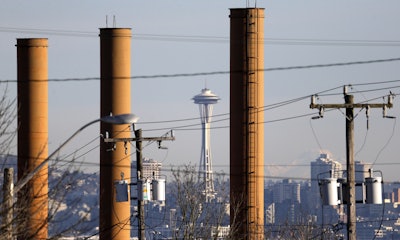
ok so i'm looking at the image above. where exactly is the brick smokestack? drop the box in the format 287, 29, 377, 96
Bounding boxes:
99, 28, 132, 240
17, 38, 49, 239
230, 8, 265, 239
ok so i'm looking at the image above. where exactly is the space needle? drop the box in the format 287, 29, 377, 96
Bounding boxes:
192, 88, 220, 202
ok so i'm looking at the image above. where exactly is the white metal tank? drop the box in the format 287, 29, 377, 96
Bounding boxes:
138, 179, 152, 201
365, 176, 382, 204
152, 178, 166, 201
320, 178, 339, 206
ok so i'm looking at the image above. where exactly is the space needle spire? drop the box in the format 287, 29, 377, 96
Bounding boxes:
192, 87, 220, 202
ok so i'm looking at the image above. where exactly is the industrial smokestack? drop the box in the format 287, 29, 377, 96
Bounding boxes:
230, 8, 265, 239
17, 38, 49, 240
99, 28, 132, 240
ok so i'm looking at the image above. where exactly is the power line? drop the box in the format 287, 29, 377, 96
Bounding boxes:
138, 82, 400, 128
48, 156, 400, 169
5, 84, 398, 175
2, 57, 400, 83
0, 88, 396, 170
2, 27, 400, 47
146, 92, 399, 131
32, 85, 397, 138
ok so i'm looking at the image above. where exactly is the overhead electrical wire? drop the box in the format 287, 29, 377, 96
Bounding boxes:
2, 26, 400, 47
53, 97, 396, 167
130, 213, 398, 238
44, 86, 400, 169
351, 84, 371, 158
46, 148, 400, 185
145, 93, 398, 132
309, 118, 324, 152
2, 57, 400, 84
137, 82, 399, 129
50, 153, 400, 173
31, 83, 399, 178
372, 118, 397, 167
141, 83, 399, 128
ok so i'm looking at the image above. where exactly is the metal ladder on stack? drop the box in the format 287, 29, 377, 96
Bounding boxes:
245, 11, 260, 237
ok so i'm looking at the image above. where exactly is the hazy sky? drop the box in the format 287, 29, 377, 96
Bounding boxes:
1, 1, 400, 181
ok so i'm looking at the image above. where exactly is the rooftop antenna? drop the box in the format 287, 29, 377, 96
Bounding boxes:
106, 15, 108, 28
113, 15, 116, 28
246, 0, 257, 8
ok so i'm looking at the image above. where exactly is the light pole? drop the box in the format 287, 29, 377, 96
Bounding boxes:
13, 113, 139, 195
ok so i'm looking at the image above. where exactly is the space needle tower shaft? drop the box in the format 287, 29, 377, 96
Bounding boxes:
193, 88, 220, 202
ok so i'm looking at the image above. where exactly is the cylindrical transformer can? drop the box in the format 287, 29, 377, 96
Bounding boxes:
152, 179, 166, 201
138, 179, 152, 201
365, 177, 382, 204
320, 178, 339, 206
114, 180, 129, 202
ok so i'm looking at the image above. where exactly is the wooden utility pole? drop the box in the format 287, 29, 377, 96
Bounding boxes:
345, 94, 356, 239
135, 129, 145, 240
2, 168, 13, 240
310, 86, 393, 240
104, 130, 175, 240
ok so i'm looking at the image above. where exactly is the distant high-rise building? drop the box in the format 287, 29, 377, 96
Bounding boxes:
132, 158, 162, 180
310, 153, 342, 189
311, 153, 342, 180
170, 208, 177, 238
272, 179, 301, 204
142, 158, 162, 180
355, 160, 372, 182
355, 160, 372, 201
265, 203, 275, 224
192, 88, 220, 202
393, 188, 400, 203
310, 153, 342, 216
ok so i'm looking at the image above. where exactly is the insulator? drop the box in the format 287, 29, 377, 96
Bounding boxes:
383, 105, 387, 118
319, 107, 324, 118
388, 94, 393, 105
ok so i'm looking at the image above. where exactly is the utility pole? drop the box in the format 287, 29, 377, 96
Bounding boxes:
135, 129, 145, 240
104, 129, 175, 240
310, 86, 394, 240
2, 168, 13, 240
345, 94, 356, 240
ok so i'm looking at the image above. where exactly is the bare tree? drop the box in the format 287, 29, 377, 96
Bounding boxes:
47, 167, 98, 239
1, 160, 98, 239
263, 208, 338, 240
0, 87, 18, 239
0, 87, 16, 157
170, 165, 239, 240
0, 86, 98, 239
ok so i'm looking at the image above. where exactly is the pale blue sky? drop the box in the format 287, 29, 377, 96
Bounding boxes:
1, 1, 400, 181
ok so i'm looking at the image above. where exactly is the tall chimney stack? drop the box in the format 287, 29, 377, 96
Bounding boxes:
17, 38, 49, 239
230, 8, 265, 239
99, 28, 132, 240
